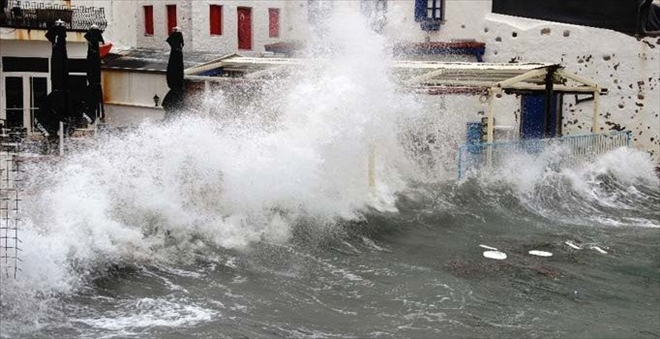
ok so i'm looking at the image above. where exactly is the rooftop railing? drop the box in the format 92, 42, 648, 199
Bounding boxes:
0, 0, 107, 32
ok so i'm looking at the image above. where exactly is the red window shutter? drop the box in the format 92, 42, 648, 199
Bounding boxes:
144, 6, 154, 35
167, 5, 177, 34
269, 8, 280, 38
210, 5, 222, 35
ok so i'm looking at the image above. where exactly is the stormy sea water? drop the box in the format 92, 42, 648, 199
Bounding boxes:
2, 14, 660, 339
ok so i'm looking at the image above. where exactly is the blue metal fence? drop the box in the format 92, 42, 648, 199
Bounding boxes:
457, 131, 632, 179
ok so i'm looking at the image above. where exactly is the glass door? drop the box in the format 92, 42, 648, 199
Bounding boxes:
2, 75, 49, 133
29, 77, 48, 132
4, 77, 24, 129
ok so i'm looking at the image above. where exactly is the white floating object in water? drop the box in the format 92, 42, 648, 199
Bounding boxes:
479, 244, 498, 250
590, 246, 608, 254
483, 251, 507, 260
528, 250, 553, 257
565, 241, 582, 250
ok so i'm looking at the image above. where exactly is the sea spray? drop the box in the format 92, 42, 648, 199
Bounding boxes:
1, 13, 439, 331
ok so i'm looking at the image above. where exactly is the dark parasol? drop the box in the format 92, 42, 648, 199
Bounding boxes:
84, 24, 105, 123
36, 20, 70, 137
161, 28, 185, 119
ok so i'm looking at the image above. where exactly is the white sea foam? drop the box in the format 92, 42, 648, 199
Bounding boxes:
74, 298, 216, 331
2, 13, 444, 331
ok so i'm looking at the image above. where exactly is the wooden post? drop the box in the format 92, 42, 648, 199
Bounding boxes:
486, 88, 496, 170
487, 88, 495, 143
591, 88, 600, 133
368, 143, 376, 194
59, 121, 64, 156
543, 66, 558, 137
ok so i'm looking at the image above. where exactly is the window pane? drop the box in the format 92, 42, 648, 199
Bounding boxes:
29, 77, 46, 130
30, 77, 47, 109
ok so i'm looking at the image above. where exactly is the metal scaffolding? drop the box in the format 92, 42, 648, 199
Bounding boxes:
0, 128, 23, 279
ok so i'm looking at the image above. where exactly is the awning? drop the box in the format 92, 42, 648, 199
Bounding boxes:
184, 55, 604, 94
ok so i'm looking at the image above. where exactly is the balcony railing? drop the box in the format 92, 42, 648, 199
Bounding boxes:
0, 0, 107, 32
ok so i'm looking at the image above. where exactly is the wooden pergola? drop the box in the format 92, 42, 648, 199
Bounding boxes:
185, 55, 606, 143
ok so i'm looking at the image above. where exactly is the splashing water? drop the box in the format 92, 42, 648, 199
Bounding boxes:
1, 13, 427, 328
2, 12, 659, 339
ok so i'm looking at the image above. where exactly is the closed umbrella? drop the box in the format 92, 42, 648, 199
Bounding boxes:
161, 28, 185, 119
84, 24, 105, 123
36, 20, 70, 136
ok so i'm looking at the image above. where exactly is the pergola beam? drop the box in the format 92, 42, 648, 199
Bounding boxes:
497, 68, 547, 88
556, 69, 599, 88
403, 69, 445, 86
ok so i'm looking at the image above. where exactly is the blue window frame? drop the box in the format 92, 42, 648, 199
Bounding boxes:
415, 0, 443, 21
415, 0, 443, 30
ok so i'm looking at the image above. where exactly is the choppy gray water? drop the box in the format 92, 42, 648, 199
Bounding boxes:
2, 148, 659, 339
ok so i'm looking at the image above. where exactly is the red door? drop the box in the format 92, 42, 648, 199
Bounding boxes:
237, 7, 252, 50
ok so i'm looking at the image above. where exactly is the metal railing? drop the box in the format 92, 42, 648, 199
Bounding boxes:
457, 131, 632, 179
0, 0, 107, 32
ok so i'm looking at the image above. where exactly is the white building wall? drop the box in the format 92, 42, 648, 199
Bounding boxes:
283, 1, 310, 42
135, 0, 193, 51
101, 70, 169, 126
479, 14, 659, 161
191, 0, 296, 55
126, 0, 305, 54
80, 0, 139, 48
102, 71, 169, 108
0, 39, 87, 58
383, 0, 490, 42
332, 0, 660, 161
104, 104, 165, 126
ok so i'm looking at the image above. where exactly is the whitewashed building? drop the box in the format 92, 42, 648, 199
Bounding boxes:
330, 0, 660, 161
93, 0, 311, 125
4, 0, 657, 162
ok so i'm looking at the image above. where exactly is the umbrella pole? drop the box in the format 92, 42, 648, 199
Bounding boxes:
59, 122, 64, 156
